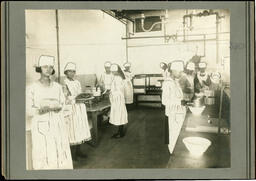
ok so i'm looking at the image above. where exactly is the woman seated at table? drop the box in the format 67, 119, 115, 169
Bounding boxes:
63, 62, 91, 161
109, 64, 128, 139
26, 55, 73, 169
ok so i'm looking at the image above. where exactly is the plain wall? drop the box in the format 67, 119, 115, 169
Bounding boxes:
25, 10, 126, 86
126, 9, 230, 82
26, 9, 230, 84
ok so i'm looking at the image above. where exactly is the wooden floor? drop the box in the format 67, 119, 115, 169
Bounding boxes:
73, 106, 230, 169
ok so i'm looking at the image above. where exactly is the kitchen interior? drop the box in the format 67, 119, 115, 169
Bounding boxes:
26, 9, 231, 168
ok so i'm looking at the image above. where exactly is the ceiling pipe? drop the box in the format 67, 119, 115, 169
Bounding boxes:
182, 10, 225, 63
55, 9, 61, 83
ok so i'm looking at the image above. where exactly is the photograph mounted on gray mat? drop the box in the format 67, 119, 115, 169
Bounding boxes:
25, 8, 231, 170
1, 1, 255, 180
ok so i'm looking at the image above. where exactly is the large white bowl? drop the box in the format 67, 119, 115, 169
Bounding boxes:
188, 105, 205, 115
183, 137, 211, 157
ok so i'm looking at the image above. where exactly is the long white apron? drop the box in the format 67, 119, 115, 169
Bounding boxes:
165, 79, 186, 154
161, 70, 169, 106
26, 81, 73, 170
63, 79, 91, 145
109, 76, 128, 126
124, 71, 134, 104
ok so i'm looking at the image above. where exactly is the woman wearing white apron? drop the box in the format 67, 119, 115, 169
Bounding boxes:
179, 62, 196, 102
109, 64, 128, 139
99, 61, 114, 94
194, 61, 211, 94
98, 61, 114, 121
123, 62, 134, 110
63, 62, 91, 161
160, 62, 169, 107
164, 60, 187, 154
26, 55, 73, 170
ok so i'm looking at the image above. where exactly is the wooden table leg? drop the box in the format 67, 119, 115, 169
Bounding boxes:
87, 112, 98, 147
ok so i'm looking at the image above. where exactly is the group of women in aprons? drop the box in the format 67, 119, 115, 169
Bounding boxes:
160, 60, 212, 154
26, 55, 134, 170
98, 61, 134, 138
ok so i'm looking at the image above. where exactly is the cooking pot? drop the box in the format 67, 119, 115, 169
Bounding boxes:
205, 97, 215, 105
192, 93, 205, 107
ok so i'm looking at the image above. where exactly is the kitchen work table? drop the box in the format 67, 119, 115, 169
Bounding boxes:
167, 106, 230, 168
87, 98, 111, 146
77, 97, 111, 147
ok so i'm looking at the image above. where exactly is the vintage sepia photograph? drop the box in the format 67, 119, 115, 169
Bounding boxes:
25, 9, 231, 170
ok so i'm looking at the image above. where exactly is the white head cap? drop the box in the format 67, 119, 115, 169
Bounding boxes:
160, 62, 167, 68
170, 61, 184, 71
64, 62, 76, 71
38, 55, 55, 67
104, 61, 111, 67
123, 62, 131, 67
199, 62, 207, 68
186, 62, 195, 70
210, 72, 221, 83
110, 64, 118, 72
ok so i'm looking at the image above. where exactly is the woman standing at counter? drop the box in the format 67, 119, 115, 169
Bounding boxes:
160, 62, 169, 107
63, 62, 91, 161
109, 64, 128, 139
26, 55, 73, 169
194, 61, 211, 93
179, 62, 196, 102
164, 60, 186, 154
123, 62, 134, 110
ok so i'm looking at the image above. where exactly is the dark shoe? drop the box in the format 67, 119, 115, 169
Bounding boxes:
111, 133, 120, 139
112, 134, 123, 139
120, 132, 125, 138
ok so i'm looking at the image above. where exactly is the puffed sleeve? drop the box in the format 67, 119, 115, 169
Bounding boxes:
26, 85, 38, 118
58, 84, 66, 106
77, 80, 82, 94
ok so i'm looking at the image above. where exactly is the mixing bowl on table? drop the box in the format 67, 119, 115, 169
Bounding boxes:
183, 136, 211, 157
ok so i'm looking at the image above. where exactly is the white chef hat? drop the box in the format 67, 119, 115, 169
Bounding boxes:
186, 62, 195, 70
38, 55, 55, 67
123, 62, 131, 67
199, 62, 207, 68
64, 62, 76, 71
110, 64, 118, 72
170, 60, 184, 71
104, 61, 112, 67
160, 62, 167, 68
210, 72, 221, 83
